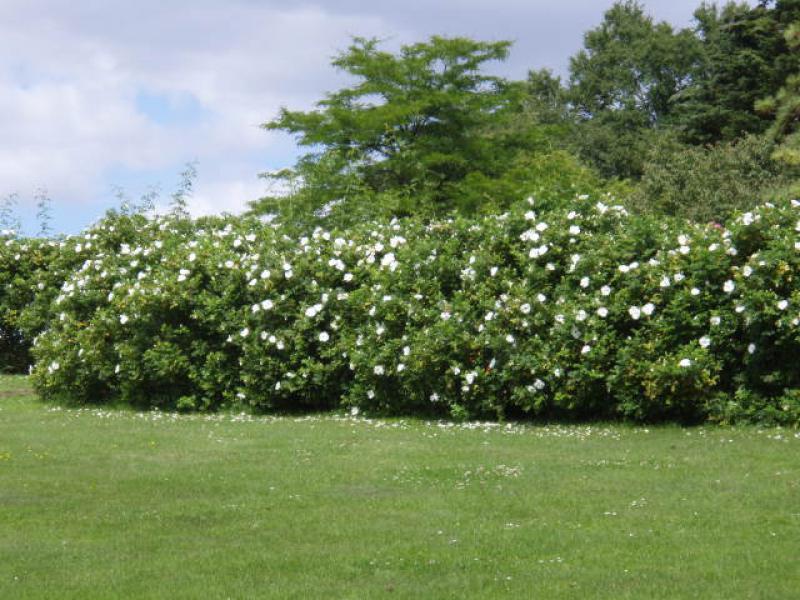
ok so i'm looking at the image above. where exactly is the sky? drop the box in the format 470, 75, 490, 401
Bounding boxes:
1, 0, 735, 234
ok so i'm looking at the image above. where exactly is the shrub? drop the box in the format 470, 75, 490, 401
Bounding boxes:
17, 193, 800, 426
633, 133, 795, 223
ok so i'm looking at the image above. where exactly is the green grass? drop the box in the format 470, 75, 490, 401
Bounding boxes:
1, 375, 798, 599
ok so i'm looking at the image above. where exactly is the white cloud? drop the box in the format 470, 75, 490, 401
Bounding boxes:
0, 0, 741, 231
153, 176, 268, 218
0, 0, 393, 230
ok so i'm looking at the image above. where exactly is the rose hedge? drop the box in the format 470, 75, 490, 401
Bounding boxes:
4, 194, 800, 424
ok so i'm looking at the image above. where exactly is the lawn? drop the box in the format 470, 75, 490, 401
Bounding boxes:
1, 375, 798, 599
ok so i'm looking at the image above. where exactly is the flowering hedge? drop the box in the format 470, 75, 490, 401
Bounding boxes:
6, 195, 800, 424
0, 235, 51, 372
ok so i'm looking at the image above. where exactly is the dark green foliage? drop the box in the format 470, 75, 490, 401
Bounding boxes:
569, 1, 700, 123
0, 236, 59, 373
567, 1, 701, 178
757, 20, 800, 166
674, 0, 800, 145
633, 133, 795, 222
15, 194, 800, 426
561, 0, 800, 184
254, 36, 579, 226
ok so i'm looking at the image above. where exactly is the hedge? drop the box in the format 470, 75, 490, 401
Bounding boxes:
2, 194, 799, 424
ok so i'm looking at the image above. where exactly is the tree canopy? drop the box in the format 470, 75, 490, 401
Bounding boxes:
254, 36, 554, 222
250, 1, 800, 227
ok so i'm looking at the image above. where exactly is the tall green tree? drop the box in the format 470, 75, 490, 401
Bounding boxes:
674, 0, 800, 145
757, 21, 800, 165
253, 36, 552, 222
567, 1, 701, 178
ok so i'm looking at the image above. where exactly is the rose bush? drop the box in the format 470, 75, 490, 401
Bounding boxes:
8, 194, 800, 425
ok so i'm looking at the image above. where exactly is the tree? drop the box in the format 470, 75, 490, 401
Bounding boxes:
566, 1, 701, 178
523, 68, 572, 126
757, 21, 800, 165
674, 0, 800, 145
569, 1, 700, 123
253, 36, 548, 222
633, 133, 790, 222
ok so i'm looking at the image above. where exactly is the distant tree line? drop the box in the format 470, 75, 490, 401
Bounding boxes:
252, 0, 800, 229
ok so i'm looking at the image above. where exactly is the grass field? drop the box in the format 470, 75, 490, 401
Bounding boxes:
1, 375, 799, 599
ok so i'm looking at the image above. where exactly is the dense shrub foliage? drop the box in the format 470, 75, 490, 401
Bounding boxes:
633, 134, 797, 223
3, 194, 800, 425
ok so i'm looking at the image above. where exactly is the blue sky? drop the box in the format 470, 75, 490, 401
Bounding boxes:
1, 0, 741, 234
